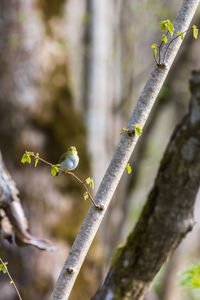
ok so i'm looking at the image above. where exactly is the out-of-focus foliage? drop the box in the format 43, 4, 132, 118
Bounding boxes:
0, 0, 200, 299
180, 264, 200, 289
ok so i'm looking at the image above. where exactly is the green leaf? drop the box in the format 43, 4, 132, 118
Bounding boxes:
0, 262, 7, 274
193, 25, 198, 39
159, 21, 167, 31
51, 166, 59, 176
151, 44, 157, 57
83, 192, 88, 201
86, 177, 94, 189
34, 153, 39, 167
21, 153, 28, 163
35, 159, 39, 167
25, 151, 34, 163
125, 163, 132, 174
166, 19, 174, 37
86, 177, 90, 184
161, 34, 168, 44
26, 155, 31, 163
134, 124, 142, 136
21, 152, 32, 163
177, 31, 184, 40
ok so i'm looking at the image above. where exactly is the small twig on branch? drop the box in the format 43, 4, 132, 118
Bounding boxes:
21, 152, 103, 210
0, 257, 22, 300
162, 28, 193, 64
65, 171, 104, 210
158, 30, 169, 64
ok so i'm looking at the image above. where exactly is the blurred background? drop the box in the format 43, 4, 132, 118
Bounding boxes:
0, 0, 200, 299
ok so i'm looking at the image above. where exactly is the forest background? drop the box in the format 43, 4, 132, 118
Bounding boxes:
0, 0, 200, 300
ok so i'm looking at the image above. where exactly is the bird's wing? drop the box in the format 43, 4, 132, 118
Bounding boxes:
58, 153, 66, 164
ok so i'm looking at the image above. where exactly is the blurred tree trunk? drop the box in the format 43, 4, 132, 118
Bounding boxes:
0, 1, 45, 299
159, 192, 200, 300
0, 0, 42, 158
84, 0, 115, 189
92, 70, 200, 300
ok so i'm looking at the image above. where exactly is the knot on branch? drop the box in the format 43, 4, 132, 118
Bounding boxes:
67, 267, 75, 274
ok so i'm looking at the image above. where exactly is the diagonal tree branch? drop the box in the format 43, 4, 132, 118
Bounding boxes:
91, 69, 200, 299
50, 1, 200, 299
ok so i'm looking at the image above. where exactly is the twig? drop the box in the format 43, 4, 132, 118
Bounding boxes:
0, 257, 22, 300
162, 28, 193, 64
158, 30, 169, 64
29, 154, 103, 210
35, 156, 53, 167
65, 171, 104, 210
153, 53, 158, 65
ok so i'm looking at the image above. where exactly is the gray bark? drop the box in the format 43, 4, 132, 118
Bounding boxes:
50, 1, 200, 299
91, 70, 200, 299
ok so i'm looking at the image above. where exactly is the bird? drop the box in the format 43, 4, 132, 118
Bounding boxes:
58, 146, 79, 173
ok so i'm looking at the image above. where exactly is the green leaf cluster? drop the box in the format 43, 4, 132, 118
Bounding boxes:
159, 19, 174, 37
51, 165, 59, 176
21, 151, 41, 168
134, 124, 142, 136
21, 151, 34, 164
152, 19, 198, 65
0, 262, 8, 274
125, 163, 132, 174
86, 177, 94, 189
180, 263, 200, 289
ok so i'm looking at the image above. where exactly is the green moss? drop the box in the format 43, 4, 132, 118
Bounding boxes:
32, 62, 90, 179
111, 242, 126, 267
37, 0, 66, 21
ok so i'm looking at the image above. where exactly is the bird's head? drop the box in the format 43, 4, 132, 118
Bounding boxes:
67, 146, 78, 156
